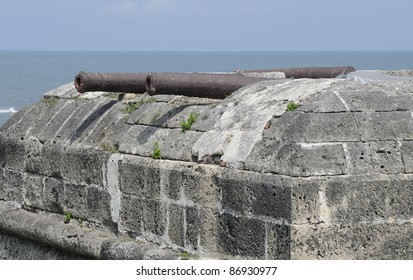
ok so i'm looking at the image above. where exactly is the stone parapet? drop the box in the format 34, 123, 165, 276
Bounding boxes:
1, 72, 413, 259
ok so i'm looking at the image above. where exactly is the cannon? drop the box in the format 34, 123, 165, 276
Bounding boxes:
75, 71, 271, 99
74, 66, 356, 99
237, 66, 356, 79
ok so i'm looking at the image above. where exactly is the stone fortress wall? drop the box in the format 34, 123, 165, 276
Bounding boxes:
0, 70, 412, 259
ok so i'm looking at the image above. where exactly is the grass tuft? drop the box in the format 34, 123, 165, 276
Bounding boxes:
286, 101, 299, 112
152, 142, 161, 160
181, 113, 198, 132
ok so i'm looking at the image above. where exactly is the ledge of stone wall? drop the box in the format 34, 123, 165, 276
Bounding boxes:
0, 201, 180, 260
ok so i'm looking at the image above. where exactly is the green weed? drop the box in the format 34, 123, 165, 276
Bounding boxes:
44, 97, 59, 107
152, 142, 161, 160
181, 113, 198, 132
124, 102, 140, 114
180, 251, 199, 260
124, 97, 156, 114
64, 211, 73, 224
101, 142, 119, 153
286, 101, 299, 112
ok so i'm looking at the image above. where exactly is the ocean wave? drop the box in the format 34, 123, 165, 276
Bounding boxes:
0, 107, 17, 114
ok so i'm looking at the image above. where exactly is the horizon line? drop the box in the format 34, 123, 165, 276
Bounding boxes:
1, 49, 413, 53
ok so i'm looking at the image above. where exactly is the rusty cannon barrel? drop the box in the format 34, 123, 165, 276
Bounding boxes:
145, 72, 271, 99
74, 71, 272, 98
238, 66, 356, 79
74, 71, 148, 93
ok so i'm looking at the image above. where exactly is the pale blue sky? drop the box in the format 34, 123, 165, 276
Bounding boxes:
0, 0, 412, 51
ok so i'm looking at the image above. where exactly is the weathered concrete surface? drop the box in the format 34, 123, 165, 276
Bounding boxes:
1, 71, 413, 259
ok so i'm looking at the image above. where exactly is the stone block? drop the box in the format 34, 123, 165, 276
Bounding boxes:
162, 168, 184, 201
254, 177, 291, 220
44, 177, 65, 213
61, 145, 108, 185
199, 208, 219, 252
0, 104, 34, 133
218, 169, 261, 216
282, 142, 346, 177
119, 160, 145, 195
4, 102, 51, 139
29, 99, 71, 142
302, 113, 360, 142
386, 176, 413, 220
218, 213, 266, 258
86, 185, 112, 225
23, 173, 46, 209
119, 125, 202, 162
324, 176, 388, 223
68, 100, 119, 144
346, 141, 404, 174
218, 170, 291, 220
291, 178, 321, 224
119, 194, 143, 234
0, 134, 26, 171
244, 138, 282, 173
265, 112, 360, 142
390, 95, 413, 111
127, 102, 218, 132
63, 182, 88, 219
182, 164, 220, 208
297, 91, 349, 113
168, 203, 185, 247
24, 137, 43, 174
119, 156, 161, 199
121, 193, 166, 237
354, 112, 413, 141
142, 199, 166, 237
340, 91, 395, 112
291, 223, 413, 259
53, 99, 108, 141
246, 140, 347, 176
266, 223, 290, 260
77, 101, 127, 146
38, 142, 64, 178
401, 141, 413, 173
0, 169, 24, 203
263, 112, 308, 142
186, 206, 200, 250
141, 160, 161, 199
189, 105, 225, 132
38, 100, 80, 141
102, 121, 131, 151
125, 101, 166, 126
261, 174, 292, 222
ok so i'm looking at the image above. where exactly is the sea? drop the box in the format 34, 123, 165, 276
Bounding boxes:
1, 50, 413, 126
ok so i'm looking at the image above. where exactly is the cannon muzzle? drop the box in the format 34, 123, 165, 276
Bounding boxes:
74, 71, 147, 94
